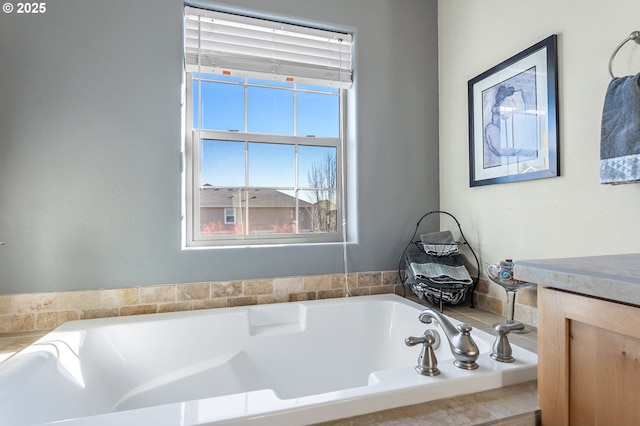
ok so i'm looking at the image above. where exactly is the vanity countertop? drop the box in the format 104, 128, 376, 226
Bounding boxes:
514, 253, 640, 306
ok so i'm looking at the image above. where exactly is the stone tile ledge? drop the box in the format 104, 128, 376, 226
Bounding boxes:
317, 380, 540, 425
0, 271, 401, 334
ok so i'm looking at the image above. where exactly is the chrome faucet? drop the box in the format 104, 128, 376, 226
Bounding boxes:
405, 329, 441, 376
490, 323, 515, 363
418, 308, 480, 370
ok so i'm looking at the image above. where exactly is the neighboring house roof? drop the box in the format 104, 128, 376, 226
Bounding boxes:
200, 187, 313, 208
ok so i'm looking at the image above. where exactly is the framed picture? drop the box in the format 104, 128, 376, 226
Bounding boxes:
468, 34, 559, 187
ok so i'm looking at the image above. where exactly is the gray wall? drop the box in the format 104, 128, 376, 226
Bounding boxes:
0, 0, 439, 294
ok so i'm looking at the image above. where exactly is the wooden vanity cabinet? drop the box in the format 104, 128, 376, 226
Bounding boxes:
538, 286, 640, 425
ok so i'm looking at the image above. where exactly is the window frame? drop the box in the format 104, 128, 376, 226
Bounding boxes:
223, 207, 236, 225
183, 74, 346, 248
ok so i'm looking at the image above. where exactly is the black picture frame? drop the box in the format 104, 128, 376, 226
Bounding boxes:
468, 35, 559, 187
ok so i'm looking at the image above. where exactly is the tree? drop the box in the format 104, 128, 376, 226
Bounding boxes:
306, 152, 337, 233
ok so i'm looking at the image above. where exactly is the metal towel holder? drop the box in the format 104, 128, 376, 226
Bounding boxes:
609, 31, 640, 78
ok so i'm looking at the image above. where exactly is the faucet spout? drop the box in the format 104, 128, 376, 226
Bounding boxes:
418, 308, 479, 370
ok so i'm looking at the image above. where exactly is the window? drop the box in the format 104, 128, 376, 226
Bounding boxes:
224, 208, 236, 225
182, 6, 352, 247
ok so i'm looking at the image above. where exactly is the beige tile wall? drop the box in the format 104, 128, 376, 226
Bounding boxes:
0, 271, 401, 333
0, 271, 537, 334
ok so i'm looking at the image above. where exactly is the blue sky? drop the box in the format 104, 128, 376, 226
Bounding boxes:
194, 75, 339, 190
201, 140, 336, 189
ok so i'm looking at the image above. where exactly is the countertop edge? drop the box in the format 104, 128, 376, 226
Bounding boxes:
514, 254, 640, 306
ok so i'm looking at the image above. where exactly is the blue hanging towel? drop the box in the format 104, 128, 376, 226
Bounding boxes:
600, 73, 640, 184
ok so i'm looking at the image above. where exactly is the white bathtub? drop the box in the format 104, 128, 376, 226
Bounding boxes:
0, 294, 537, 425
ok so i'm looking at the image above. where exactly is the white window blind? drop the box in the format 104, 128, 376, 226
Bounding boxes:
184, 6, 353, 88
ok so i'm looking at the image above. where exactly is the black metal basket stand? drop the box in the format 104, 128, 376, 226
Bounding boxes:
398, 211, 480, 311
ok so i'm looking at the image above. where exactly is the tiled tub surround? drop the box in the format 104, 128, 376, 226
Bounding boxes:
0, 272, 538, 335
0, 291, 539, 425
0, 271, 400, 334
0, 295, 536, 424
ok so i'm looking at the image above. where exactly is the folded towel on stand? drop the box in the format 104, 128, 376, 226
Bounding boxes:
600, 73, 640, 184
420, 231, 458, 256
406, 252, 473, 285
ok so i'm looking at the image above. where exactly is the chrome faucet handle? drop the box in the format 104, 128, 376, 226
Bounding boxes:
405, 330, 441, 376
490, 323, 515, 363
457, 323, 472, 334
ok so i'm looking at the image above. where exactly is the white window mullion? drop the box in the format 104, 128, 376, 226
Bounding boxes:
244, 140, 249, 235
294, 145, 299, 234
293, 88, 297, 137
244, 84, 248, 133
